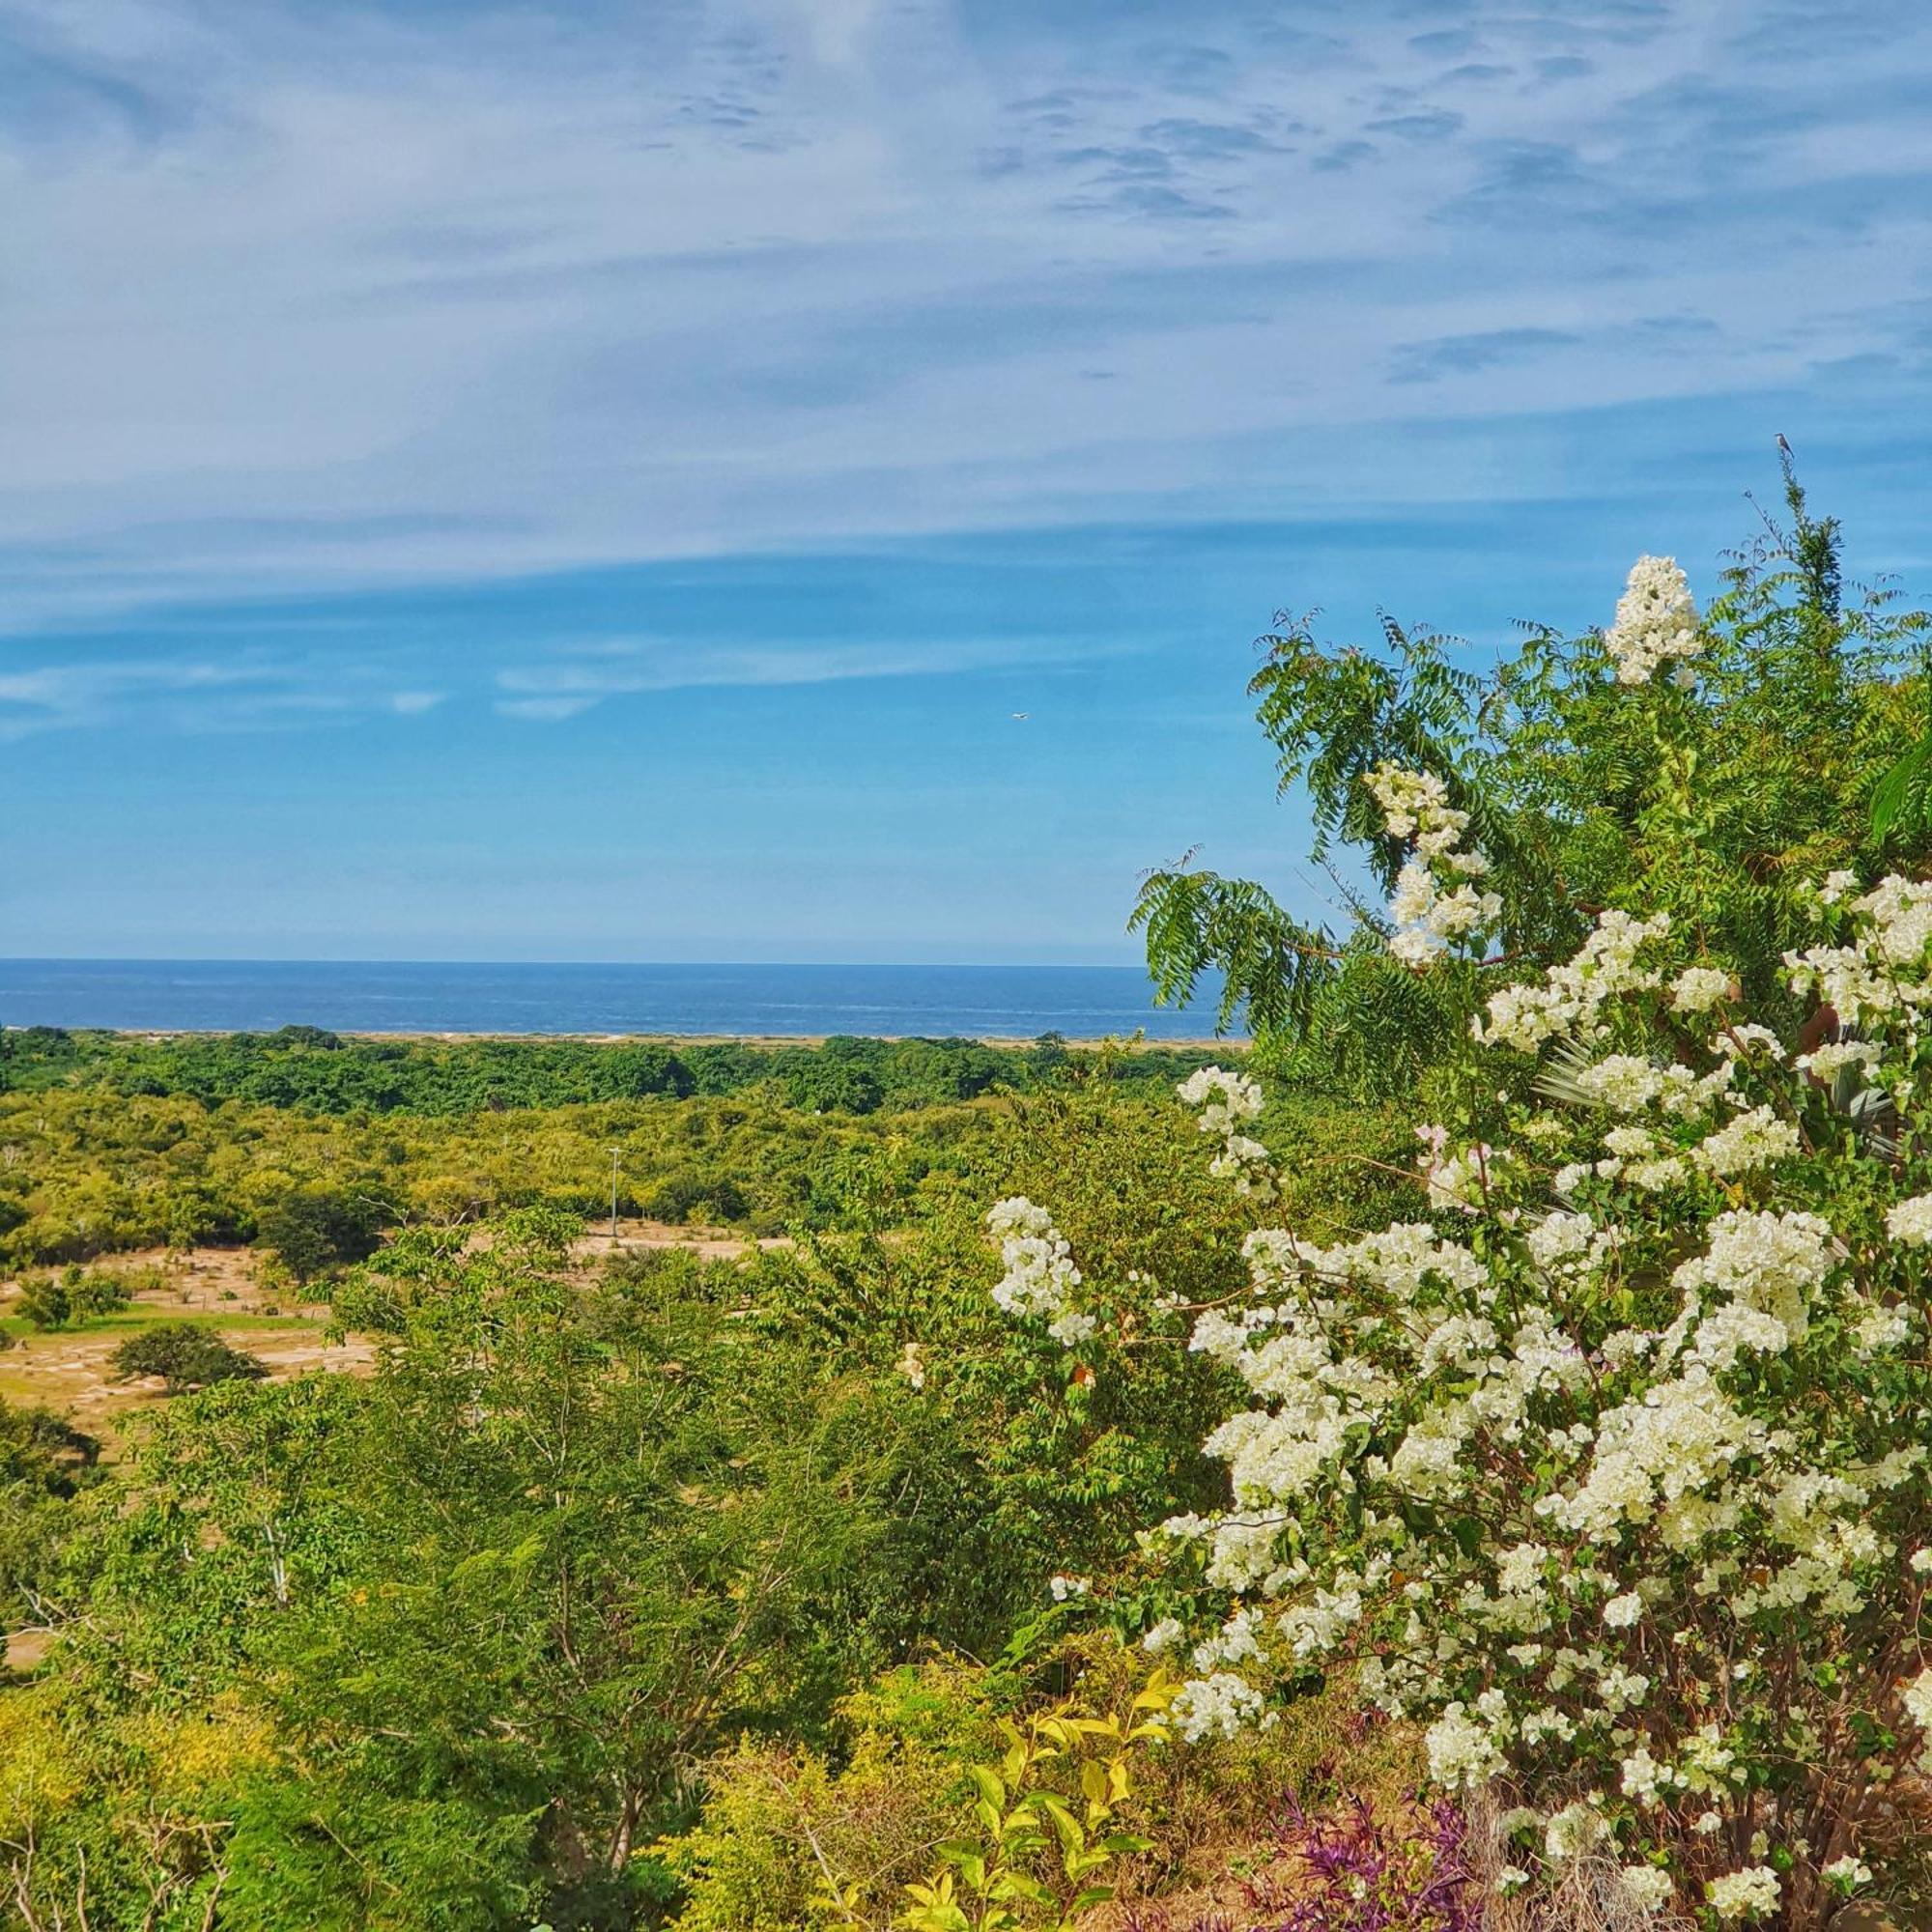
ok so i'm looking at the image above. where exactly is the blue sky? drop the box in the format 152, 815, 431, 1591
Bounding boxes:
7, 0, 1932, 962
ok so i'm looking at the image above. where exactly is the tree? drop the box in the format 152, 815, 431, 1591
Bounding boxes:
255, 1188, 384, 1283
111, 1323, 267, 1392
594, 1042, 696, 1100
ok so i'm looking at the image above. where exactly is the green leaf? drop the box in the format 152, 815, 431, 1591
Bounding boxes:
1872, 732, 1932, 841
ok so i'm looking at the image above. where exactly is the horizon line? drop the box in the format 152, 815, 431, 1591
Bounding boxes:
0, 955, 1180, 973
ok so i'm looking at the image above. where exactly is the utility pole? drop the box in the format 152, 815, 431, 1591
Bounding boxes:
608, 1144, 622, 1247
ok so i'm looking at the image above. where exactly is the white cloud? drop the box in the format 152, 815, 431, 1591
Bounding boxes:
495, 696, 599, 723
490, 633, 1116, 719
1, 0, 1931, 644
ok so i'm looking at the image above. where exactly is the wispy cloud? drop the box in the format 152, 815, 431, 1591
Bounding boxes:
0, 656, 270, 737
0, 650, 447, 738
4, 0, 1932, 714
491, 634, 1119, 720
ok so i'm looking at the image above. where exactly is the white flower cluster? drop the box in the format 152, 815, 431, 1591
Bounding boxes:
993, 870, 1932, 1914
1425, 1702, 1507, 1789
1706, 1865, 1779, 1921
1671, 964, 1734, 1014
1902, 1664, 1932, 1770
986, 1197, 1095, 1346
1365, 762, 1501, 967
1787, 873, 1932, 1025
1168, 1670, 1267, 1744
1178, 1065, 1276, 1200
1824, 1854, 1873, 1892
1619, 1864, 1673, 1913
1604, 554, 1703, 686
987, 874, 1932, 1916
1476, 908, 1672, 1050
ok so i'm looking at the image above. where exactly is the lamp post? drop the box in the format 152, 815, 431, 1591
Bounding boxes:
607, 1144, 622, 1247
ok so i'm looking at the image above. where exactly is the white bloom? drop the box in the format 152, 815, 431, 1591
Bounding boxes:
1605, 554, 1702, 686
1170, 1672, 1265, 1744
896, 1340, 925, 1390
1798, 1039, 1880, 1079
1575, 1053, 1666, 1113
1366, 762, 1455, 840
1620, 1742, 1668, 1803
1670, 965, 1734, 1013
1365, 763, 1499, 966
1887, 1193, 1932, 1247
1141, 1617, 1184, 1655
1674, 1208, 1834, 1347
1689, 1104, 1801, 1179
1603, 1589, 1644, 1629
1180, 1066, 1278, 1201
1477, 909, 1671, 1050
1544, 1368, 1764, 1541
988, 1198, 1098, 1345
1823, 1855, 1873, 1892
1706, 1865, 1780, 1921
1852, 1300, 1913, 1354
1901, 1664, 1932, 1736
1526, 1208, 1596, 1270
1544, 1800, 1607, 1864
1425, 1702, 1506, 1790
1178, 1065, 1264, 1127
1619, 1865, 1674, 1913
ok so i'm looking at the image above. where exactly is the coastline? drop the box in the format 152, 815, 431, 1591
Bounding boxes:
0, 961, 1239, 1046
43, 1026, 1250, 1050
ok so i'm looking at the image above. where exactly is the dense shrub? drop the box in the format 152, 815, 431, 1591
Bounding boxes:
110, 1323, 267, 1392
15, 1265, 132, 1330
252, 1189, 385, 1283
655, 1664, 995, 1931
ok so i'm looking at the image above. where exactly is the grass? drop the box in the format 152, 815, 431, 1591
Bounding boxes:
0, 1304, 304, 1346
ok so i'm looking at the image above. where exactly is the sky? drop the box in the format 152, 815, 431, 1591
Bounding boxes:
7, 0, 1932, 963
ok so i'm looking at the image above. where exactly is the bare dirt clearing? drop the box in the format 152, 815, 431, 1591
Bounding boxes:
0, 1244, 363, 1435
0, 1223, 779, 1436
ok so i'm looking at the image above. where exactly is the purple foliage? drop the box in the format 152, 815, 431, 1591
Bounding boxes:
1118, 1793, 1484, 1932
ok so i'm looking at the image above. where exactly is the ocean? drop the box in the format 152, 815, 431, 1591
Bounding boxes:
0, 959, 1237, 1042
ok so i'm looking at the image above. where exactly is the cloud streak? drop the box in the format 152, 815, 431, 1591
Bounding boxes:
5, 0, 1932, 716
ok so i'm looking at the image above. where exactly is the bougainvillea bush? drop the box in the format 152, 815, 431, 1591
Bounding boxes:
997, 503, 1932, 1929
1006, 886, 1932, 1926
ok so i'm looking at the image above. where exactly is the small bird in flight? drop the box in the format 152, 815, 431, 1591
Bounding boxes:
1010, 711, 1030, 721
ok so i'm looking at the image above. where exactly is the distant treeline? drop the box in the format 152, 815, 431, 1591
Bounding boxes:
0, 1024, 1235, 1118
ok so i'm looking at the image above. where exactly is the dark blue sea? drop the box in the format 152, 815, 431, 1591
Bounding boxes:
0, 960, 1236, 1042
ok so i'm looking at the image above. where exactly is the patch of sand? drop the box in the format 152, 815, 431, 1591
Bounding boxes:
0, 1226, 781, 1436
571, 1217, 789, 1265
